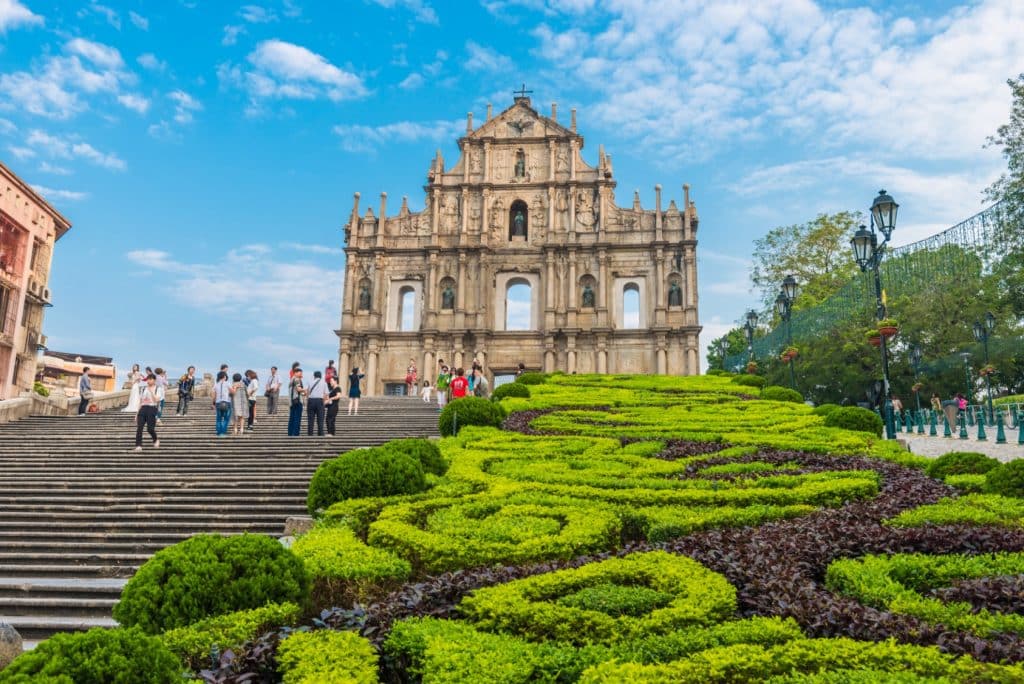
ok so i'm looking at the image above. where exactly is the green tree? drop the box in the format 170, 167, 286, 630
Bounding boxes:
750, 212, 862, 308
706, 327, 749, 371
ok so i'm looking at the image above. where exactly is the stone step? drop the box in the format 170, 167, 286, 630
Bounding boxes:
0, 577, 125, 600
0, 615, 119, 641
0, 597, 118, 617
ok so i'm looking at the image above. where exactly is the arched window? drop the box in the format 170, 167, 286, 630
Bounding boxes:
398, 286, 416, 331
622, 283, 640, 329
509, 199, 528, 240
439, 277, 456, 311
505, 279, 532, 330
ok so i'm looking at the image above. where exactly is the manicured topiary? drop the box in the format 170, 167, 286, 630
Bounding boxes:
0, 626, 180, 683
731, 374, 766, 389
439, 396, 505, 437
112, 534, 310, 634
705, 368, 729, 376
385, 438, 447, 476
307, 448, 427, 513
160, 602, 302, 668
761, 386, 804, 403
925, 451, 1000, 480
515, 372, 548, 385
985, 459, 1024, 498
292, 526, 411, 604
823, 406, 884, 438
812, 403, 841, 416
492, 382, 531, 401
276, 630, 378, 684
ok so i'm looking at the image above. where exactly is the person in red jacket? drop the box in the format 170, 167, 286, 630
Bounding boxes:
449, 367, 469, 399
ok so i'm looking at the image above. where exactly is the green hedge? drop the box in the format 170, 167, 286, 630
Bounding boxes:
385, 438, 448, 476
459, 552, 736, 643
439, 396, 505, 437
731, 375, 766, 389
944, 473, 988, 493
925, 451, 1000, 480
823, 406, 884, 438
291, 526, 411, 605
811, 403, 841, 417
826, 551, 1024, 636
984, 459, 1024, 498
0, 627, 181, 683
492, 382, 531, 401
886, 494, 1024, 528
160, 602, 302, 668
761, 386, 804, 403
515, 372, 548, 385
112, 534, 310, 634
275, 629, 378, 684
307, 447, 427, 513
993, 394, 1024, 406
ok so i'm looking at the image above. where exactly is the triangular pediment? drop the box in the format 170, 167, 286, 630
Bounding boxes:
469, 99, 575, 141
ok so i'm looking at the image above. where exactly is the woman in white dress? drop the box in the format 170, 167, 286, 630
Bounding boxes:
122, 364, 144, 413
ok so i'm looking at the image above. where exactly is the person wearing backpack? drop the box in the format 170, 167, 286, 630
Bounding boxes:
306, 370, 327, 436
176, 366, 195, 416
473, 367, 490, 398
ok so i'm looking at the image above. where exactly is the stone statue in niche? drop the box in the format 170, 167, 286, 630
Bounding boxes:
512, 208, 527, 237
576, 190, 595, 228
531, 194, 547, 227
470, 150, 482, 174
443, 194, 459, 231
490, 197, 505, 239
582, 284, 595, 308
668, 280, 683, 307
441, 284, 455, 310
469, 195, 482, 225
514, 150, 526, 178
556, 146, 569, 172
494, 150, 506, 181
358, 283, 372, 311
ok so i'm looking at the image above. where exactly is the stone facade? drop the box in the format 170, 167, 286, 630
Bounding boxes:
336, 96, 701, 395
0, 162, 71, 401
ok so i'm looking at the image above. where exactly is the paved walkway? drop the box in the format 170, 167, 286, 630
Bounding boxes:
902, 430, 1024, 462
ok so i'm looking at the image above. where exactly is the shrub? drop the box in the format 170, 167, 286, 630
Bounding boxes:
291, 526, 411, 605
731, 375, 766, 389
160, 602, 302, 668
307, 447, 427, 513
761, 386, 804, 403
112, 534, 310, 634
439, 396, 505, 437
515, 371, 548, 385
812, 403, 841, 417
32, 381, 49, 397
985, 459, 1024, 498
886, 494, 1024, 528
385, 438, 447, 476
944, 473, 988, 493
275, 630, 378, 684
492, 382, 531, 401
924, 451, 1000, 480
705, 369, 729, 376
823, 406, 883, 437
0, 626, 181, 683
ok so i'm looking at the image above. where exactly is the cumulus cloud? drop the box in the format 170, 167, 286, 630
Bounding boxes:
117, 93, 150, 113
369, 0, 438, 25
465, 40, 514, 72
137, 53, 166, 72
222, 24, 245, 45
219, 39, 368, 114
240, 4, 277, 23
168, 90, 202, 123
0, 0, 42, 32
32, 184, 88, 201
128, 10, 148, 30
331, 118, 463, 153
26, 129, 127, 170
398, 72, 424, 90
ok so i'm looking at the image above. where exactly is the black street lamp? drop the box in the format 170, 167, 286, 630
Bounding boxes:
960, 351, 972, 401
972, 311, 996, 422
910, 345, 923, 413
718, 338, 727, 371
744, 310, 759, 363
851, 189, 899, 439
775, 275, 799, 392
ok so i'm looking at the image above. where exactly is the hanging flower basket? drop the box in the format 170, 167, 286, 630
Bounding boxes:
865, 329, 882, 347
745, 361, 759, 374
912, 382, 924, 393
980, 364, 997, 377
877, 319, 899, 337
780, 346, 799, 362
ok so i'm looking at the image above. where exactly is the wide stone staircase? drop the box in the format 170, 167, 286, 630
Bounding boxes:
0, 396, 439, 647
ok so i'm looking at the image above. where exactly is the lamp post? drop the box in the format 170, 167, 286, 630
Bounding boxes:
972, 311, 996, 423
775, 275, 799, 392
744, 310, 759, 363
850, 189, 899, 440
960, 351, 972, 401
718, 338, 727, 372
910, 345, 923, 414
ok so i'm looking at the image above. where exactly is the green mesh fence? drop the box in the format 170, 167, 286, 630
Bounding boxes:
725, 201, 1016, 371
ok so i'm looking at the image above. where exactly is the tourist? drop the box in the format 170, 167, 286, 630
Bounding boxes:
214, 371, 232, 436
956, 392, 968, 418
265, 366, 282, 415
230, 373, 248, 436
326, 376, 341, 436
405, 359, 417, 396
891, 395, 903, 421
288, 369, 305, 437
325, 360, 337, 384
450, 367, 469, 399
134, 373, 161, 452
435, 365, 450, 409
289, 361, 300, 380
420, 380, 432, 402
515, 362, 526, 377
122, 364, 144, 413
347, 367, 365, 416
78, 367, 92, 416
930, 392, 942, 413
473, 367, 490, 398
306, 370, 327, 436
245, 370, 259, 431
154, 368, 168, 424
176, 366, 196, 415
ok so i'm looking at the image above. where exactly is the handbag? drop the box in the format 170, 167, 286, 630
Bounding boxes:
81, 389, 94, 400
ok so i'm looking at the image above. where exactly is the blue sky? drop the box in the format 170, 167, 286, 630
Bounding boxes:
0, 0, 1021, 380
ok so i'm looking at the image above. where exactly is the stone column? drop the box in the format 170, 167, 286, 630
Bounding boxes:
463, 141, 470, 183
656, 333, 667, 375
598, 249, 609, 327
482, 188, 491, 239
339, 350, 351, 387
568, 187, 577, 240
367, 343, 379, 396
483, 143, 490, 183
686, 335, 698, 375
655, 246, 665, 325
547, 186, 555, 237
569, 140, 577, 180
597, 336, 607, 374
456, 252, 467, 329
461, 188, 469, 236
544, 336, 555, 372
548, 140, 556, 182
377, 193, 387, 249
654, 184, 663, 243
431, 189, 440, 241
566, 333, 577, 374
545, 251, 555, 310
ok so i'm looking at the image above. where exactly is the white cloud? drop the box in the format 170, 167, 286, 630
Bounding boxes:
31, 184, 88, 201
398, 72, 424, 90
26, 129, 126, 170
332, 118, 462, 153
65, 37, 124, 70
0, 118, 15, 134
117, 93, 150, 113
129, 10, 148, 30
240, 4, 277, 23
8, 145, 34, 159
369, 0, 438, 25
80, 2, 120, 29
465, 40, 513, 72
0, 0, 42, 32
137, 53, 166, 71
38, 161, 71, 175
168, 89, 202, 123
220, 39, 368, 113
282, 242, 345, 256
222, 24, 245, 46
